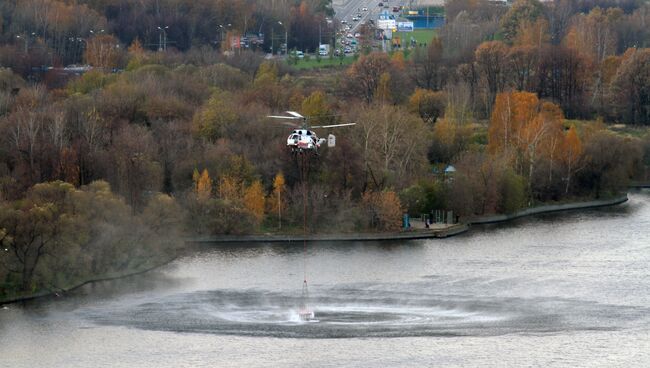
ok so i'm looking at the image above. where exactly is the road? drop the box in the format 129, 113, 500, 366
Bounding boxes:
333, 0, 413, 34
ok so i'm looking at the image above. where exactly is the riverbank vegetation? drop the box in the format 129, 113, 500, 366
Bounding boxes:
0, 181, 181, 300
0, 0, 649, 298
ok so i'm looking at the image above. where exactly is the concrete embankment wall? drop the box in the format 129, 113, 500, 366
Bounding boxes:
189, 223, 470, 244
469, 194, 629, 225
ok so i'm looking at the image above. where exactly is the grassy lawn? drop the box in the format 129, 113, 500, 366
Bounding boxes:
289, 56, 356, 69
394, 29, 438, 46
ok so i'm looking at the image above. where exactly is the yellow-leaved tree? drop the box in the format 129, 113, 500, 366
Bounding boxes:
561, 125, 583, 194
362, 190, 403, 231
196, 169, 212, 200
301, 90, 331, 125
218, 175, 242, 202
269, 172, 286, 229
243, 180, 265, 223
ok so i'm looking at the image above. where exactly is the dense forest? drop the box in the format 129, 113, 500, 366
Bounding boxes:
1, 0, 649, 298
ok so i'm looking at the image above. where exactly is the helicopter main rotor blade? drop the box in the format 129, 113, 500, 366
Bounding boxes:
310, 123, 357, 129
281, 121, 300, 128
267, 115, 301, 120
286, 111, 305, 118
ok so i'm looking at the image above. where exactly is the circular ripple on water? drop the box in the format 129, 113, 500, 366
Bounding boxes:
82, 287, 643, 338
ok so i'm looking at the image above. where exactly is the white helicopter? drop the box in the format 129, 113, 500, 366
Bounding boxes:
267, 111, 355, 153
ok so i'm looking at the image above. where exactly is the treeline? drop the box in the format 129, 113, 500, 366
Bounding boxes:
0, 0, 333, 70
0, 180, 180, 298
423, 0, 650, 123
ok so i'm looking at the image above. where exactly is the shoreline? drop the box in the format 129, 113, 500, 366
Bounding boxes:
190, 194, 630, 244
0, 256, 177, 306
468, 194, 629, 225
3, 193, 635, 305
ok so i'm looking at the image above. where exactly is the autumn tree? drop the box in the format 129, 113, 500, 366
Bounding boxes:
508, 45, 539, 91
269, 172, 286, 229
561, 125, 583, 193
301, 90, 332, 125
579, 131, 644, 197
408, 89, 446, 124
500, 0, 545, 44
362, 190, 403, 231
543, 0, 576, 44
428, 118, 472, 164
488, 91, 564, 199
196, 169, 212, 200
84, 34, 123, 69
410, 37, 446, 90
514, 18, 550, 48
243, 180, 265, 223
608, 48, 650, 124
346, 52, 392, 104
474, 41, 509, 111
192, 90, 239, 141
352, 105, 429, 189
565, 7, 622, 62
537, 45, 591, 118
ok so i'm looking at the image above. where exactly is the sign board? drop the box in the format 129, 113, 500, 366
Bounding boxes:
379, 11, 391, 20
377, 19, 396, 31
397, 21, 414, 32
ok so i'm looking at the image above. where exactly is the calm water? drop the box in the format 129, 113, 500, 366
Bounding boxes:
2, 192, 650, 367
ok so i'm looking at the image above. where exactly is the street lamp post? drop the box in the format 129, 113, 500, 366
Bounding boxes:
218, 24, 231, 50
157, 26, 169, 51
278, 21, 287, 55
89, 29, 105, 36
16, 32, 36, 54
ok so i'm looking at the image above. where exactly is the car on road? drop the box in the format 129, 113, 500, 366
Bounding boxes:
341, 20, 347, 24
344, 46, 352, 54
355, 32, 361, 37
346, 33, 354, 38
378, 2, 383, 6
362, 7, 368, 11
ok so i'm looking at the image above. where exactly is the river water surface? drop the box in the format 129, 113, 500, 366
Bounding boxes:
2, 192, 650, 367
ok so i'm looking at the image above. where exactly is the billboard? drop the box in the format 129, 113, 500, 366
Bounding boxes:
397, 21, 414, 32
377, 19, 396, 31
